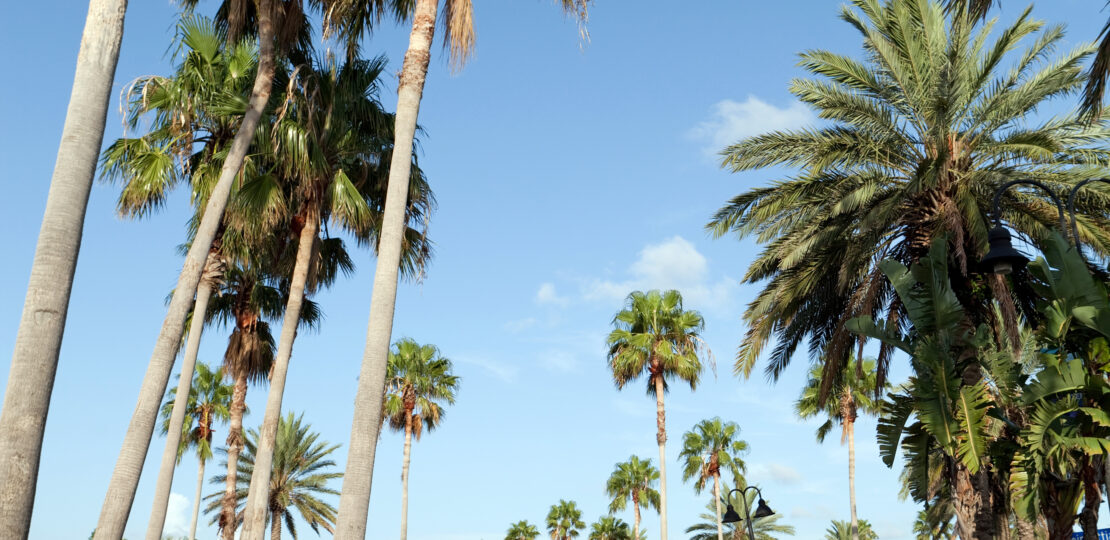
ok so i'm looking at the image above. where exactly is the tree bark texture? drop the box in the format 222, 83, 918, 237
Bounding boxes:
271, 509, 282, 540
93, 1, 275, 536
0, 1, 126, 537
189, 457, 205, 540
400, 410, 413, 540
633, 492, 641, 540
221, 373, 248, 539
712, 473, 723, 540
1080, 456, 1102, 540
847, 415, 859, 540
654, 375, 668, 540
333, 0, 437, 537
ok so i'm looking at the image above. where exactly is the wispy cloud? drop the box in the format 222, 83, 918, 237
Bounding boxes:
750, 462, 804, 485
163, 493, 190, 538
454, 354, 519, 383
503, 317, 539, 333
689, 95, 815, 156
540, 350, 580, 373
536, 282, 569, 306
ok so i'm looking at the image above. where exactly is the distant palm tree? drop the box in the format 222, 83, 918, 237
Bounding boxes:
686, 480, 794, 540
547, 500, 586, 540
606, 456, 661, 540
795, 359, 882, 540
159, 362, 232, 540
608, 290, 709, 540
506, 520, 541, 540
205, 413, 342, 540
824, 520, 877, 540
679, 418, 748, 540
589, 516, 633, 540
383, 338, 460, 540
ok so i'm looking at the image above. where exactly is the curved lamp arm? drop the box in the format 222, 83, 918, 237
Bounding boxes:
1066, 178, 1110, 246
991, 179, 1067, 233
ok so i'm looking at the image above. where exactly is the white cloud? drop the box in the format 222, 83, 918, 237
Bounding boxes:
454, 354, 519, 383
689, 95, 815, 155
582, 236, 737, 311
163, 493, 190, 538
751, 462, 803, 485
536, 282, 569, 306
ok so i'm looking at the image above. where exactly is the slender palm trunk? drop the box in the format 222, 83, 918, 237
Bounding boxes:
400, 411, 414, 540
93, 2, 275, 537
0, 1, 126, 536
221, 373, 248, 539
847, 416, 859, 540
334, 1, 436, 537
146, 268, 217, 540
189, 457, 205, 540
712, 473, 724, 540
1080, 456, 1101, 540
271, 509, 282, 540
239, 213, 318, 540
654, 376, 668, 540
632, 495, 641, 540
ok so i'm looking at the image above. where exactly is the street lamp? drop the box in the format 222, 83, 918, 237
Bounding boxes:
980, 179, 1068, 274
720, 486, 774, 540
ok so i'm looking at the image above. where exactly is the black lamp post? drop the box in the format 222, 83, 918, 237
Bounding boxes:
980, 179, 1068, 274
720, 486, 774, 540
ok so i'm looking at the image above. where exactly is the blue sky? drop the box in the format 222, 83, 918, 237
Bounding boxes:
3, 1, 1110, 539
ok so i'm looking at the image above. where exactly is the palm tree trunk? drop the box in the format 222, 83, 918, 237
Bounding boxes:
239, 213, 318, 540
712, 473, 724, 540
1080, 456, 1101, 540
189, 457, 205, 540
633, 498, 641, 540
221, 372, 248, 539
847, 416, 859, 540
146, 269, 217, 540
270, 509, 282, 540
93, 1, 275, 537
400, 411, 414, 540
0, 1, 126, 536
654, 376, 668, 540
334, 1, 436, 538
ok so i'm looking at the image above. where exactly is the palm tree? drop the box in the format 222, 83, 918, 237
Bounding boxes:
0, 1, 127, 535
589, 517, 632, 540
507, 521, 542, 540
606, 456, 660, 540
824, 520, 877, 540
382, 338, 459, 540
323, 3, 591, 536
205, 412, 342, 540
547, 500, 586, 540
795, 359, 882, 540
686, 481, 794, 540
236, 55, 433, 540
607, 289, 708, 540
159, 362, 233, 540
678, 419, 748, 540
707, 0, 1110, 395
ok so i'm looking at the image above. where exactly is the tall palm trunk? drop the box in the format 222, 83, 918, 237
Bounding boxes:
221, 372, 249, 539
93, 2, 275, 537
653, 375, 668, 540
400, 409, 414, 540
334, 0, 436, 537
712, 473, 723, 540
845, 397, 859, 540
632, 493, 641, 540
146, 258, 219, 540
271, 509, 282, 540
189, 456, 205, 540
239, 213, 318, 540
0, 1, 126, 536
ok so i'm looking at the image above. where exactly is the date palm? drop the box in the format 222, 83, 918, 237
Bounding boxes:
589, 517, 632, 540
678, 419, 748, 540
159, 362, 233, 540
707, 0, 1110, 396
0, 1, 127, 535
383, 339, 459, 540
321, 3, 592, 537
547, 500, 586, 540
507, 521, 541, 540
824, 520, 877, 540
795, 359, 882, 540
606, 456, 661, 540
204, 412, 341, 540
608, 289, 708, 540
686, 481, 794, 540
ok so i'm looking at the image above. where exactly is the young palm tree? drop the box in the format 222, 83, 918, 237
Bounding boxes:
607, 289, 708, 540
606, 456, 661, 540
0, 1, 127, 535
322, 3, 592, 537
158, 362, 233, 540
685, 481, 794, 540
678, 418, 748, 540
204, 412, 342, 540
824, 520, 877, 540
795, 359, 882, 540
546, 500, 586, 540
589, 517, 632, 540
506, 521, 542, 540
382, 339, 459, 540
707, 0, 1110, 394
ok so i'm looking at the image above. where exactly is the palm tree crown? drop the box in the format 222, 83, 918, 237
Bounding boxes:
589, 516, 632, 540
685, 480, 795, 540
546, 500, 586, 540
825, 520, 878, 540
795, 359, 882, 444
679, 418, 748, 493
383, 339, 460, 437
159, 361, 232, 463
606, 456, 661, 515
507, 520, 541, 540
607, 290, 707, 396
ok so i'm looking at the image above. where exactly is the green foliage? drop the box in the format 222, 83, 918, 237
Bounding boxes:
684, 479, 795, 540
824, 519, 878, 540
678, 418, 748, 493
588, 516, 632, 540
795, 358, 884, 444
606, 456, 660, 516
383, 338, 460, 439
607, 290, 708, 396
158, 361, 232, 463
546, 500, 585, 540
507, 520, 541, 540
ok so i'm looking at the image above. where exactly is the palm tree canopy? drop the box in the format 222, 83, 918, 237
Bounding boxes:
607, 290, 709, 396
824, 519, 878, 540
159, 362, 233, 463
383, 338, 460, 438
795, 358, 883, 443
708, 0, 1110, 389
685, 480, 795, 540
546, 500, 586, 540
588, 516, 632, 540
606, 456, 661, 515
506, 520, 541, 540
678, 417, 748, 493
204, 412, 342, 538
